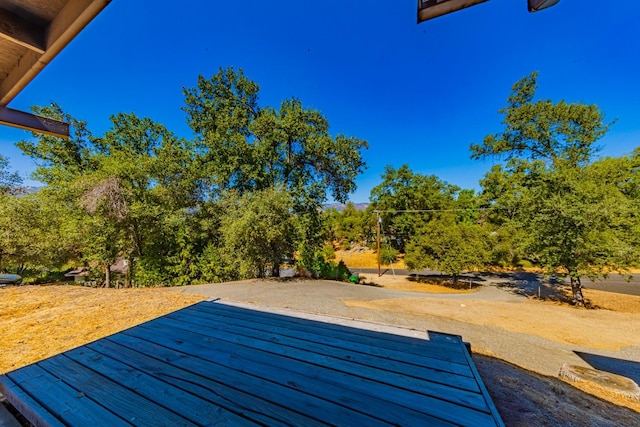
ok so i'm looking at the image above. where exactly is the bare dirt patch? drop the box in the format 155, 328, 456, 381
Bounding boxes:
342, 296, 640, 350
475, 354, 640, 426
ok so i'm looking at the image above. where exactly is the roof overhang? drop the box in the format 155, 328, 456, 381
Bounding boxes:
0, 0, 111, 138
417, 0, 489, 22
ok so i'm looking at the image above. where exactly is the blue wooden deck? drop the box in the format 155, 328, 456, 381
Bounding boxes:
0, 301, 504, 426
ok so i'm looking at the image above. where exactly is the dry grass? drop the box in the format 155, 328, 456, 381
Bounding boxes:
566, 379, 640, 413
582, 288, 640, 313
335, 248, 407, 269
0, 285, 205, 374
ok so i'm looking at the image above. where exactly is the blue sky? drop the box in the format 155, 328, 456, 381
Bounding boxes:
1, 0, 639, 202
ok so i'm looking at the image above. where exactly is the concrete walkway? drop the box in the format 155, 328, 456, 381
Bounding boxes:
181, 279, 640, 381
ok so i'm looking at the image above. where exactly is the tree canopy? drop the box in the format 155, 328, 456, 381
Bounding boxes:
6, 68, 368, 285
473, 73, 638, 305
470, 71, 613, 167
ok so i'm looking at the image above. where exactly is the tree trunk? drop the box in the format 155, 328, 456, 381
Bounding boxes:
104, 264, 111, 288
570, 276, 585, 306
271, 263, 280, 278
126, 256, 133, 288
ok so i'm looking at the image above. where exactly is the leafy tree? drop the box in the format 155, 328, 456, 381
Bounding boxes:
322, 203, 370, 248
369, 165, 459, 250
405, 217, 489, 283
16, 105, 196, 287
519, 158, 639, 304
220, 187, 295, 279
380, 246, 399, 266
470, 71, 612, 167
183, 67, 368, 266
12, 67, 369, 286
472, 72, 636, 305
0, 190, 80, 273
17, 104, 96, 188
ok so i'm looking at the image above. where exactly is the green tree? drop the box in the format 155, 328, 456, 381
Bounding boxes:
470, 71, 612, 167
323, 202, 370, 248
16, 105, 197, 287
472, 73, 636, 305
405, 217, 489, 283
519, 159, 639, 304
0, 190, 80, 274
220, 187, 295, 279
369, 165, 459, 250
380, 246, 399, 266
183, 67, 368, 266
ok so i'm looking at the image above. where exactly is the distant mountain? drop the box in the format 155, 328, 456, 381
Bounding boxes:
10, 186, 41, 196
323, 203, 369, 212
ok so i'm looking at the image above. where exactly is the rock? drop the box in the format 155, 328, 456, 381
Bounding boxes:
559, 364, 640, 401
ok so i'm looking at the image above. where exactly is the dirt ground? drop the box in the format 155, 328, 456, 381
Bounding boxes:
1, 282, 639, 426
342, 293, 640, 351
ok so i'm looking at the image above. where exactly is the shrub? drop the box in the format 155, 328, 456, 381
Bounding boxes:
380, 247, 399, 265
322, 244, 336, 261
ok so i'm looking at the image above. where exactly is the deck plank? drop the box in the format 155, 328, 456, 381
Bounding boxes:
110, 328, 398, 426
6, 365, 129, 427
0, 374, 66, 427
64, 346, 261, 426
37, 355, 195, 426
88, 338, 322, 427
165, 309, 485, 406
182, 305, 479, 387
194, 302, 469, 364
133, 316, 497, 426
0, 300, 503, 427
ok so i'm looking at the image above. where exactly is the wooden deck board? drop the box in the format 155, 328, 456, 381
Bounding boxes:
197, 303, 469, 363
90, 337, 326, 427
125, 323, 445, 426
161, 310, 487, 409
182, 305, 479, 385
136, 315, 496, 426
0, 300, 504, 427
6, 365, 129, 427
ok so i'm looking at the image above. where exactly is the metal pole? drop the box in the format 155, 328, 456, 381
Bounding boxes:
376, 211, 381, 277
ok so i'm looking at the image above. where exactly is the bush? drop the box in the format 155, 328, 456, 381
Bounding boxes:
380, 247, 399, 265
302, 252, 351, 282
322, 244, 336, 261
329, 260, 351, 282
197, 244, 237, 284
21, 269, 68, 285
134, 257, 171, 287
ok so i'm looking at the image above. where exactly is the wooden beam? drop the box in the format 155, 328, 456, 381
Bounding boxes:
418, 0, 489, 23
0, 107, 70, 138
0, 0, 111, 105
0, 8, 46, 53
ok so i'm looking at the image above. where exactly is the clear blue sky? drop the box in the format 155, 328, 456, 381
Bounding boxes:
1, 0, 639, 202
